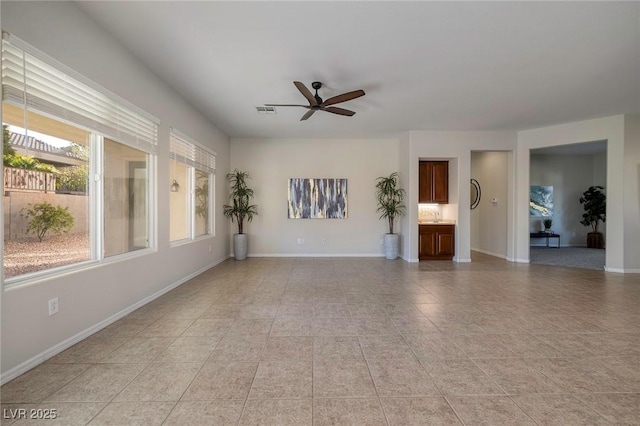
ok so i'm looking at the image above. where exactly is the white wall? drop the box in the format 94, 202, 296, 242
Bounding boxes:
229, 138, 399, 256
515, 115, 639, 272
623, 116, 640, 271
403, 131, 517, 262
1, 1, 230, 380
470, 151, 509, 258
530, 153, 607, 246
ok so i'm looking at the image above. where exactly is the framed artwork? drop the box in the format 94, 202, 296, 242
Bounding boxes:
530, 185, 553, 216
288, 178, 347, 219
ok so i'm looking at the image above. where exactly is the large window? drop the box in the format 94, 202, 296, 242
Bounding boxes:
169, 129, 215, 243
2, 33, 158, 284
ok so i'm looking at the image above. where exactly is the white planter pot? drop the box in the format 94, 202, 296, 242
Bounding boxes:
383, 233, 400, 260
233, 233, 248, 260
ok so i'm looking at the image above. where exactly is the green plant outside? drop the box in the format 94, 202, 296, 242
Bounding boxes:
3, 124, 16, 156
56, 165, 88, 192
375, 172, 406, 234
579, 185, 606, 232
223, 169, 257, 234
3, 153, 58, 173
195, 170, 209, 219
21, 202, 75, 241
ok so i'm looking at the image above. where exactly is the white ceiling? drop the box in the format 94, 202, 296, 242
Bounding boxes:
76, 1, 640, 140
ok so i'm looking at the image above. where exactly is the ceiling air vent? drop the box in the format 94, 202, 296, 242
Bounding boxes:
256, 106, 277, 114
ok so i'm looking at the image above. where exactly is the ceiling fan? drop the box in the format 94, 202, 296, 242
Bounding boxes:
265, 81, 365, 121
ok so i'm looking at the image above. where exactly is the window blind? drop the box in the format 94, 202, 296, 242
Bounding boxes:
170, 128, 216, 174
2, 32, 159, 154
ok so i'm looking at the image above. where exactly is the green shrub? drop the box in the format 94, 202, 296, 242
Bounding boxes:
21, 202, 74, 241
56, 165, 88, 192
3, 124, 16, 156
195, 170, 209, 218
4, 153, 58, 173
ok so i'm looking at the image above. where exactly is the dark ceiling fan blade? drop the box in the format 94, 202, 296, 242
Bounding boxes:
323, 106, 356, 117
300, 109, 316, 121
264, 104, 309, 107
322, 89, 365, 107
293, 81, 318, 106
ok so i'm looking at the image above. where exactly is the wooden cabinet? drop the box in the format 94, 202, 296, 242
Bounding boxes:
419, 161, 449, 204
419, 224, 455, 260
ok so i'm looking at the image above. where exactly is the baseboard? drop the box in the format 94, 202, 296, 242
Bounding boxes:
604, 266, 640, 274
471, 247, 507, 259
454, 257, 472, 263
530, 244, 581, 248
512, 258, 530, 263
247, 253, 386, 258
0, 255, 229, 386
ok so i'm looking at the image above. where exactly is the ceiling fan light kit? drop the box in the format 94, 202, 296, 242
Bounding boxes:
265, 81, 365, 121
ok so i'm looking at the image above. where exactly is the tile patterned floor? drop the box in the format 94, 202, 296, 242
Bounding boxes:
2, 253, 640, 425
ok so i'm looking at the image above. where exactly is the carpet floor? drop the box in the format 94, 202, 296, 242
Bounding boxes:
530, 246, 605, 270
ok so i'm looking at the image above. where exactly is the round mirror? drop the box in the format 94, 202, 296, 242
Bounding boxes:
470, 179, 481, 209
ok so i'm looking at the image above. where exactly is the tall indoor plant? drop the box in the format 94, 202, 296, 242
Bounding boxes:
375, 172, 406, 259
579, 185, 606, 249
223, 169, 258, 260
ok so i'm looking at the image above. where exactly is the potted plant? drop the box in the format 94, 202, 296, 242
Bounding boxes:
223, 169, 258, 260
375, 172, 406, 259
579, 185, 606, 249
543, 218, 552, 232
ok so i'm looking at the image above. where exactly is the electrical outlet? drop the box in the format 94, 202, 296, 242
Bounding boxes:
322, 238, 326, 244
48, 297, 59, 316
297, 238, 304, 245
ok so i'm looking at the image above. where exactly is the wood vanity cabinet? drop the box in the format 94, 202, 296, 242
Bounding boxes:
419, 224, 455, 260
419, 161, 449, 204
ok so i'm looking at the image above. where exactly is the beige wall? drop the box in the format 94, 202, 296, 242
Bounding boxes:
230, 138, 399, 256
623, 116, 640, 270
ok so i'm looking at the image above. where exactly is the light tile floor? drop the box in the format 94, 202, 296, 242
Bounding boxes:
3, 253, 640, 425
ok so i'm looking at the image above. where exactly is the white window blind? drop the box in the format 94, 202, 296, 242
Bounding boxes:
170, 128, 216, 174
2, 32, 159, 154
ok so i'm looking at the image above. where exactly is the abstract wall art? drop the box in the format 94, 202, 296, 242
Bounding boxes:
288, 178, 348, 219
530, 185, 553, 216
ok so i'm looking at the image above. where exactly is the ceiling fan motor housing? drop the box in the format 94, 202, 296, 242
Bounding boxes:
312, 81, 323, 104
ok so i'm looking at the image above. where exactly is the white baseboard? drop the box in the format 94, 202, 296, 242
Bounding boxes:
454, 257, 472, 263
0, 255, 229, 386
604, 266, 640, 274
246, 253, 385, 258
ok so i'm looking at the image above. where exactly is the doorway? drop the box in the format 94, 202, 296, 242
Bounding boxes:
470, 151, 510, 259
529, 141, 607, 269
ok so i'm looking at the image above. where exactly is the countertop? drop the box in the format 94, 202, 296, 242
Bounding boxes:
418, 220, 456, 225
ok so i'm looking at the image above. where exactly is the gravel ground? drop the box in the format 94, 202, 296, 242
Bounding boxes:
4, 233, 90, 278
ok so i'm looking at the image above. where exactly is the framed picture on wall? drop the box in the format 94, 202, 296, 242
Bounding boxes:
288, 178, 348, 219
530, 185, 553, 216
